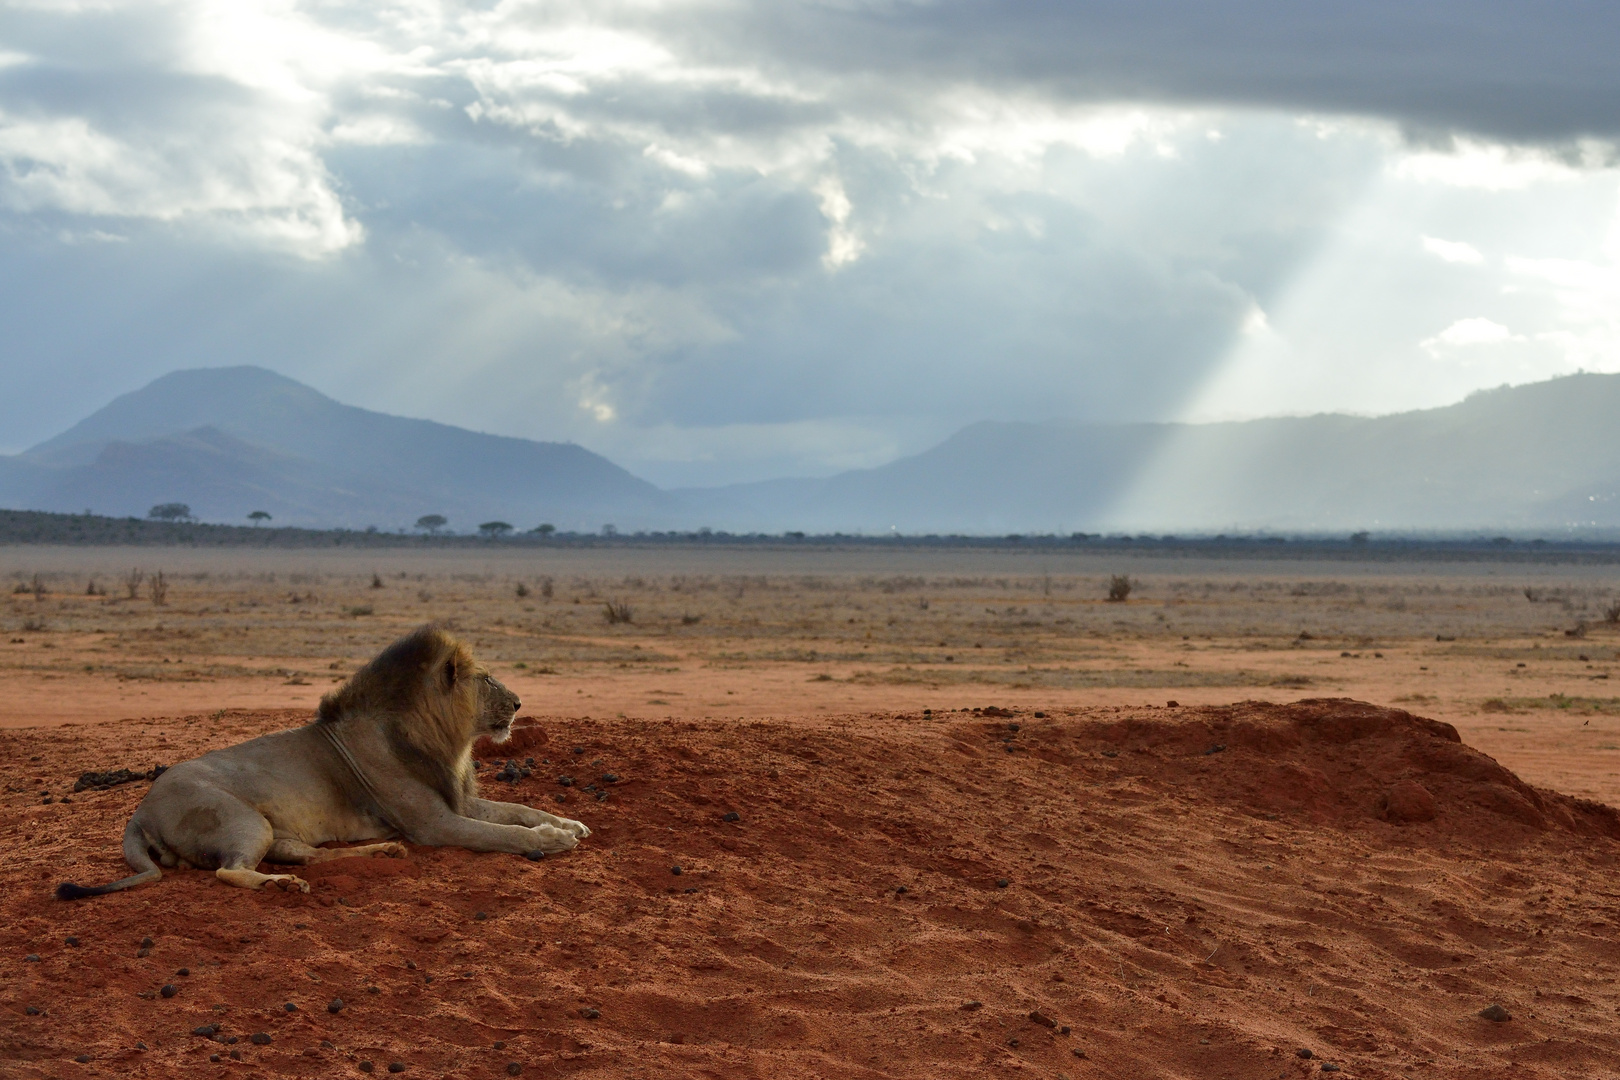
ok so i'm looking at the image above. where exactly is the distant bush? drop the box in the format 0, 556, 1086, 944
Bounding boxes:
248, 511, 271, 526
603, 599, 633, 624
1106, 575, 1133, 602
370, 572, 384, 589
415, 514, 448, 534
149, 570, 169, 606
124, 568, 145, 600
479, 521, 513, 538
533, 523, 556, 536
1605, 601, 1620, 624
514, 582, 530, 599
539, 576, 554, 600
148, 503, 192, 522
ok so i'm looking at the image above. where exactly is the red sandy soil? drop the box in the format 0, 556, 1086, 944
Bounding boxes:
5, 701, 1620, 1079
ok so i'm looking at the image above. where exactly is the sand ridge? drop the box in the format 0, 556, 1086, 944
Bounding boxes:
5, 699, 1620, 1079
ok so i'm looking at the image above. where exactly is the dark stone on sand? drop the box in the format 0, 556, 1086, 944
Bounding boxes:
178, 968, 189, 976
284, 1002, 297, 1011
493, 1041, 505, 1050
160, 984, 178, 998
555, 794, 566, 803
475, 911, 488, 921
558, 776, 573, 786
137, 947, 150, 957
601, 773, 619, 783
1204, 744, 1226, 755
251, 1032, 272, 1045
76, 1055, 91, 1063
226, 1036, 238, 1044
328, 998, 344, 1014
389, 1063, 406, 1073
25, 1006, 40, 1015
192, 1025, 217, 1037
1072, 1048, 1087, 1058
1379, 780, 1438, 824
507, 1064, 522, 1076
524, 850, 545, 861
359, 1062, 374, 1073
65, 936, 79, 947
1165, 701, 1178, 708
573, 747, 585, 755
1029, 1010, 1057, 1028
671, 865, 683, 875
210, 1054, 221, 1062
1321, 1065, 1341, 1073
229, 1049, 241, 1060
1479, 1003, 1512, 1022
723, 812, 740, 823
25, 954, 39, 962
1297, 1049, 1314, 1059
1060, 1026, 1071, 1035
896, 885, 907, 894
996, 878, 1010, 888
580, 1007, 600, 1019
960, 1001, 983, 1011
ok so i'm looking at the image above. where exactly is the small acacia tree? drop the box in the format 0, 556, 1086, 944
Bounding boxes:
248, 511, 272, 526
415, 514, 448, 534
478, 521, 513, 538
532, 523, 556, 536
148, 503, 192, 522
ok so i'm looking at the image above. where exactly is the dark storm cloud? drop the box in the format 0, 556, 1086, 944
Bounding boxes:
674, 1, 1620, 144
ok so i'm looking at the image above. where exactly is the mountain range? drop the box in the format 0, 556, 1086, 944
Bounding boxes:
2, 366, 1618, 534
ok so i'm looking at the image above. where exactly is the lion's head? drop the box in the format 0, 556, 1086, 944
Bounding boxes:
316, 625, 521, 808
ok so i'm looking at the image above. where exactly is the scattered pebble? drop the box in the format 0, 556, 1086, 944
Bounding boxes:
388, 1063, 406, 1073
137, 947, 150, 958
1297, 1049, 1314, 1059
1165, 701, 1178, 708
1321, 1065, 1341, 1074
722, 811, 740, 823
475, 911, 488, 921
671, 866, 683, 876
1072, 1048, 1087, 1058
250, 1032, 272, 1045
192, 1025, 218, 1037
1204, 744, 1226, 756
1060, 1026, 1071, 1035
25, 954, 39, 963
1033, 711, 1046, 717
1479, 1003, 1512, 1022
406, 960, 416, 970
580, 1007, 600, 1019
359, 1062, 374, 1074
557, 776, 574, 787
524, 850, 546, 861
65, 936, 79, 947
895, 886, 908, 894
960, 1001, 983, 1011
160, 984, 178, 998
554, 794, 567, 804
367, 986, 380, 994
1029, 1010, 1057, 1029
572, 747, 585, 755
75, 1054, 91, 1063
493, 1041, 505, 1050
601, 773, 619, 783
135, 1042, 146, 1051
328, 998, 344, 1014
506, 1064, 522, 1076
284, 1002, 298, 1012
177, 968, 189, 976
25, 1006, 40, 1016
996, 878, 1009, 888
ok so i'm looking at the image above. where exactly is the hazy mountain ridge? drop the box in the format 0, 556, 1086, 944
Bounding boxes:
4, 368, 672, 530
3, 366, 1618, 533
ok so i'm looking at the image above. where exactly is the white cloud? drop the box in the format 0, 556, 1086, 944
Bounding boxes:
1392, 141, 1588, 191
1421, 236, 1484, 264
1421, 317, 1521, 355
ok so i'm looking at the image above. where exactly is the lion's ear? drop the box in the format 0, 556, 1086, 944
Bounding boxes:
443, 657, 459, 688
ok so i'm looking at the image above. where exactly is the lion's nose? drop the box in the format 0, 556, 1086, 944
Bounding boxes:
512, 697, 521, 711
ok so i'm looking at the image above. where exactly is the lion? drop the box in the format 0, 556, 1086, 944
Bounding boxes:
57, 625, 590, 899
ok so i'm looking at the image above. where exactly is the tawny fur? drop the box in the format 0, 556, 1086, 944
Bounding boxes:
57, 625, 590, 900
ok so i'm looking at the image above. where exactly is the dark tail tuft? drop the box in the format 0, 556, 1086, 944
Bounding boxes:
56, 881, 110, 901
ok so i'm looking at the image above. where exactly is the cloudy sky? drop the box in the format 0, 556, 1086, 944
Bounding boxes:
3, 1, 1618, 486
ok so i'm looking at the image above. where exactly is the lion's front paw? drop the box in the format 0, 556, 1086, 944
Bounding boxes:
559, 817, 591, 840
271, 875, 311, 894
527, 825, 580, 854
373, 842, 407, 859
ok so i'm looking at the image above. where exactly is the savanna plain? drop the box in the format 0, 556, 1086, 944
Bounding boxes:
5, 544, 1620, 1080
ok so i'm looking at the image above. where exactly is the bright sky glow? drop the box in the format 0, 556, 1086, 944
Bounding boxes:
2, 1, 1618, 484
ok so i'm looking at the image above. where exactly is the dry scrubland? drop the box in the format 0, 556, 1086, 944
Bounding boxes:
5, 545, 1620, 1078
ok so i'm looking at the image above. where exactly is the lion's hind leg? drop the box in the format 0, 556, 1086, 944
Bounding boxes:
176, 792, 309, 893
265, 838, 406, 864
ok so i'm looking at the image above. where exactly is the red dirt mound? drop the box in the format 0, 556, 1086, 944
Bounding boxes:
4, 699, 1620, 1079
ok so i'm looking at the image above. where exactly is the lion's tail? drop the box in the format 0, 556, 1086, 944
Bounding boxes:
55, 817, 163, 900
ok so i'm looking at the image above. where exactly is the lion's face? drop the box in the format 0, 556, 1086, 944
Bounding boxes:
477, 671, 521, 744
